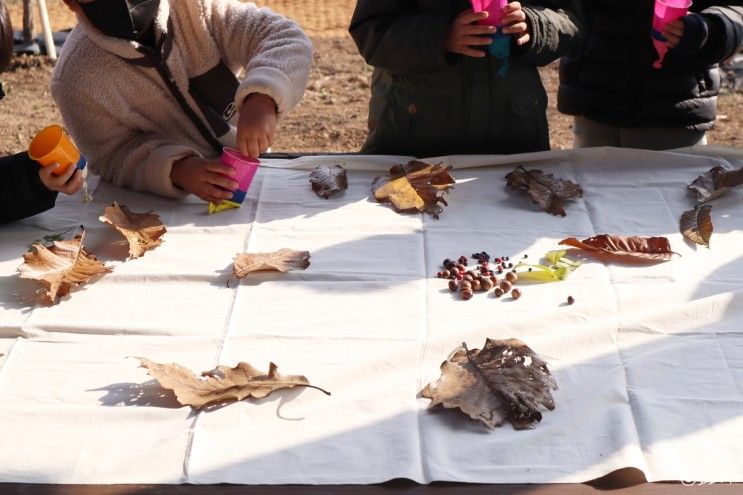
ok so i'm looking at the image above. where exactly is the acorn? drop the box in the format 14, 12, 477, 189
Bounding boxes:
481, 277, 494, 291
472, 279, 482, 291
494, 287, 505, 298
448, 280, 458, 292
490, 275, 499, 285
505, 271, 518, 284
460, 280, 472, 291
461, 289, 474, 301
499, 280, 512, 293
511, 288, 522, 300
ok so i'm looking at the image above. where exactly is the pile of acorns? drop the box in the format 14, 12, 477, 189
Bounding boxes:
436, 252, 522, 301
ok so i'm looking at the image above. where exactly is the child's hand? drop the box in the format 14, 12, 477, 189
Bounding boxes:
662, 19, 685, 48
236, 93, 278, 159
38, 163, 85, 195
501, 2, 531, 47
170, 156, 240, 204
445, 9, 496, 58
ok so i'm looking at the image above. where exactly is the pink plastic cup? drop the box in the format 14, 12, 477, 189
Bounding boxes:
651, 0, 692, 69
470, 0, 508, 26
219, 148, 259, 205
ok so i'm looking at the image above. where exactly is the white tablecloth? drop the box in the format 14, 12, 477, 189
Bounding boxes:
0, 147, 742, 485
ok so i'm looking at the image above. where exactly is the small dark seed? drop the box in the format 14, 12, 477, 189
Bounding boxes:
528, 268, 533, 272
567, 296, 575, 305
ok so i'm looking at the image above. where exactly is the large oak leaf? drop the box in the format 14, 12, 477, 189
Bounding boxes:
17, 228, 111, 303
421, 338, 557, 430
310, 164, 348, 199
99, 202, 166, 259
372, 161, 455, 219
505, 166, 583, 217
233, 248, 310, 280
560, 234, 676, 262
138, 358, 329, 410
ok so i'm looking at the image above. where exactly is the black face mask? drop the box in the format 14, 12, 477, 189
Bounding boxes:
78, 0, 160, 44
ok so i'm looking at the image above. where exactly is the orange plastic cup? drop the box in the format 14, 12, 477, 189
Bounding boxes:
28, 125, 87, 176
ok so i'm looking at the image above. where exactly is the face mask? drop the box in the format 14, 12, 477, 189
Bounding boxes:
78, 0, 160, 43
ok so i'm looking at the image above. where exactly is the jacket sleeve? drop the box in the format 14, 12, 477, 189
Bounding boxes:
518, 0, 584, 67
697, 4, 743, 64
201, 0, 313, 115
0, 152, 58, 224
51, 74, 196, 199
349, 0, 455, 75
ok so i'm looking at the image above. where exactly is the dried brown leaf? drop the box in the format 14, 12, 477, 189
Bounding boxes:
233, 248, 310, 280
310, 164, 348, 199
99, 202, 166, 259
505, 166, 583, 216
680, 205, 713, 248
372, 161, 455, 219
559, 234, 676, 262
421, 338, 557, 430
688, 166, 743, 203
17, 228, 112, 303
138, 358, 330, 410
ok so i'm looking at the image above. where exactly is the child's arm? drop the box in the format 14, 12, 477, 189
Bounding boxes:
0, 153, 58, 224
202, 0, 312, 120
664, 4, 743, 65
513, 0, 584, 67
349, 0, 461, 74
200, 0, 312, 157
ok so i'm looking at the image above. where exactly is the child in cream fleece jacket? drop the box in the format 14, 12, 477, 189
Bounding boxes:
52, 0, 312, 203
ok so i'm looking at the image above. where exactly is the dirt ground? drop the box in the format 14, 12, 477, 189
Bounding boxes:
2, 0, 741, 156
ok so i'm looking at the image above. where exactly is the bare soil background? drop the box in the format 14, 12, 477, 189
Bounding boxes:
2, 0, 741, 156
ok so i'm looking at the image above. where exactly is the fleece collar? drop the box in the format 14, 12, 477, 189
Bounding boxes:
75, 0, 171, 59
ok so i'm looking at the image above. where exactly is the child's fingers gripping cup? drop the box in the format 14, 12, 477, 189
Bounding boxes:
208, 148, 260, 214
28, 124, 93, 202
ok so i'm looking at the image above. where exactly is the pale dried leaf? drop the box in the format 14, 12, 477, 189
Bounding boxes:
233, 248, 310, 279
99, 202, 166, 259
680, 205, 713, 248
372, 161, 455, 219
560, 234, 676, 262
310, 164, 348, 199
421, 338, 557, 430
505, 166, 583, 216
421, 359, 508, 430
17, 228, 111, 303
138, 358, 329, 410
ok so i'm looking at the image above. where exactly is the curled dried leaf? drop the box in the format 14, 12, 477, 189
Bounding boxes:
559, 234, 676, 262
505, 166, 583, 217
138, 358, 330, 410
421, 338, 557, 430
680, 205, 713, 248
233, 248, 310, 280
372, 161, 455, 219
99, 202, 166, 259
17, 228, 112, 304
310, 164, 348, 199
687, 165, 743, 203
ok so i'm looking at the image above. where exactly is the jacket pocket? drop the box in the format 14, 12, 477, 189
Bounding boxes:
504, 88, 549, 153
378, 83, 453, 155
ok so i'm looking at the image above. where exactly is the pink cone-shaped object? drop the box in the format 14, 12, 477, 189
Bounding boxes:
651, 0, 692, 69
470, 0, 508, 26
